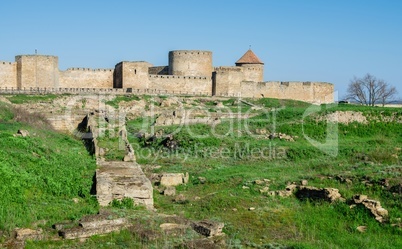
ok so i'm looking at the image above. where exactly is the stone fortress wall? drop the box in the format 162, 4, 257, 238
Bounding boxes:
0, 61, 17, 88
0, 49, 334, 104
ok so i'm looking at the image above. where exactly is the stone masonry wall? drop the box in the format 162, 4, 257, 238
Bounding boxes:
168, 50, 213, 77
115, 61, 152, 89
16, 55, 59, 88
240, 64, 264, 82
0, 61, 17, 88
59, 68, 114, 88
213, 67, 244, 96
240, 81, 334, 104
148, 66, 169, 75
149, 75, 212, 94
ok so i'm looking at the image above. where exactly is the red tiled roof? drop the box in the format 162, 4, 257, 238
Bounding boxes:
235, 49, 264, 65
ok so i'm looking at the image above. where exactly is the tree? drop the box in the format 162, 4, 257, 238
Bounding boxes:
346, 73, 398, 106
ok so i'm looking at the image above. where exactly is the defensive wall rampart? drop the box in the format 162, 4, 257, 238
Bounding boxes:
60, 68, 114, 88
0, 50, 334, 104
0, 61, 17, 88
149, 74, 212, 94
240, 81, 334, 104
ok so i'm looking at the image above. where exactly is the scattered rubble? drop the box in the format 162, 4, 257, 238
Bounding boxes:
14, 228, 44, 241
162, 186, 176, 196
173, 194, 188, 204
60, 217, 130, 240
351, 195, 389, 223
192, 220, 224, 237
198, 177, 207, 184
152, 172, 189, 186
14, 129, 30, 137
253, 131, 297, 141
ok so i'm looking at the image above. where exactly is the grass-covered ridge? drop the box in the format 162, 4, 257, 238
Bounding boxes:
0, 101, 98, 231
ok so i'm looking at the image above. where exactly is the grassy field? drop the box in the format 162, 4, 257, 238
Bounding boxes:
1, 96, 402, 248
124, 98, 402, 248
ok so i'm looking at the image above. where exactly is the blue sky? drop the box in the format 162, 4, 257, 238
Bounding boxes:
1, 0, 401, 99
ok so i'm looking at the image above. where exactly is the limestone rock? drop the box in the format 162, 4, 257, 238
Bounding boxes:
160, 173, 184, 186
96, 161, 153, 209
276, 190, 293, 197
173, 194, 187, 204
198, 177, 207, 184
254, 179, 265, 185
15, 228, 43, 241
17, 129, 30, 137
183, 172, 190, 184
352, 194, 368, 204
259, 186, 270, 193
123, 154, 135, 162
60, 218, 130, 239
301, 180, 308, 186
285, 183, 298, 192
163, 186, 176, 196
192, 220, 224, 237
79, 218, 128, 229
352, 195, 388, 223
255, 128, 268, 135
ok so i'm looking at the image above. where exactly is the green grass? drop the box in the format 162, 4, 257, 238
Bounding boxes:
124, 98, 402, 248
105, 95, 141, 109
5, 94, 60, 104
0, 102, 98, 231
2, 97, 402, 248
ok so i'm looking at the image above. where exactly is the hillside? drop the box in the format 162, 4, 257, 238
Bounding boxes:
0, 101, 98, 233
1, 95, 402, 248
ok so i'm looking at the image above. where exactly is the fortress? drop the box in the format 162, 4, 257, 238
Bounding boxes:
0, 49, 334, 103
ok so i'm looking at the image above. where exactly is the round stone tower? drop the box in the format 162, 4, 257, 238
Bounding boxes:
168, 50, 212, 77
235, 49, 264, 82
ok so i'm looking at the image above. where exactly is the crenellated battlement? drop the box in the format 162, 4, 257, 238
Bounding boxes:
169, 50, 212, 55
0, 61, 15, 65
243, 67, 263, 71
66, 68, 114, 72
214, 66, 243, 72
149, 75, 208, 80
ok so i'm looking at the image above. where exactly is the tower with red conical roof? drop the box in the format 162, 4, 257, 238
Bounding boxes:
235, 49, 264, 82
